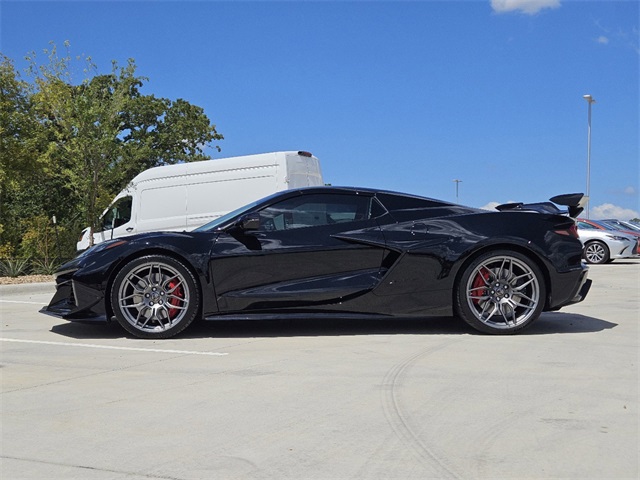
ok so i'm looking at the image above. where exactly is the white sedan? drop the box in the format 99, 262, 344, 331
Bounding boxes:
576, 220, 638, 264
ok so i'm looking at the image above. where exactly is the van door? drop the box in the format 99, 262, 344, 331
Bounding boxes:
96, 195, 135, 242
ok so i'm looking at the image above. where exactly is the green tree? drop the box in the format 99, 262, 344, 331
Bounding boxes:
25, 43, 223, 246
0, 54, 43, 187
0, 43, 223, 260
0, 53, 50, 255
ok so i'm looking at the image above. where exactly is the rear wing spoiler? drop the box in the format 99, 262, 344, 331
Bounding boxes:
495, 193, 587, 218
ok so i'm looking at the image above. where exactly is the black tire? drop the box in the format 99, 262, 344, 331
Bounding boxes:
454, 250, 546, 335
583, 241, 610, 264
110, 255, 200, 339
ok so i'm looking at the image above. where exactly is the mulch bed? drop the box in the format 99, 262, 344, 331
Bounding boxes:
0, 275, 54, 285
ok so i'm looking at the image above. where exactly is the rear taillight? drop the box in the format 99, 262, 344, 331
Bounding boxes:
555, 223, 579, 238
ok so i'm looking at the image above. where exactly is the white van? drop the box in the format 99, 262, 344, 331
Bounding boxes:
77, 151, 323, 250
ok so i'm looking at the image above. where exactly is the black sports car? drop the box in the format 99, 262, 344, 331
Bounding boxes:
42, 187, 591, 338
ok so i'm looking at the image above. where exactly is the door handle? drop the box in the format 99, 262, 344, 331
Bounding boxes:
411, 223, 428, 236
126, 227, 134, 232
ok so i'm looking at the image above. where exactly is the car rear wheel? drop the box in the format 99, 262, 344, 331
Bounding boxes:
110, 255, 200, 339
455, 250, 546, 334
584, 241, 610, 264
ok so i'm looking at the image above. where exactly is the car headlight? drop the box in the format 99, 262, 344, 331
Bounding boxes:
78, 239, 129, 258
606, 235, 631, 242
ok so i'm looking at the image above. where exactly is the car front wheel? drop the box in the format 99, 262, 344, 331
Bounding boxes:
110, 255, 200, 339
455, 250, 546, 334
583, 241, 610, 264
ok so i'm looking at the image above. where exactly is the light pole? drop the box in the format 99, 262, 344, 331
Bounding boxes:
453, 179, 462, 202
583, 94, 596, 219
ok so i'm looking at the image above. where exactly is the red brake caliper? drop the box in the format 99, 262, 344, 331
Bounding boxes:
167, 280, 184, 319
471, 268, 491, 305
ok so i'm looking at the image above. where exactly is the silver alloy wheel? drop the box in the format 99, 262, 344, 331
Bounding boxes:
116, 261, 191, 333
465, 255, 541, 330
584, 242, 608, 264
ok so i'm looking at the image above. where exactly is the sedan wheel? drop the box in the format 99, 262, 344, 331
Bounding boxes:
455, 250, 546, 334
584, 241, 610, 264
111, 255, 200, 339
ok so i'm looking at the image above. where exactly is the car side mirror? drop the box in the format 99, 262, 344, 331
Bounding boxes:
238, 213, 260, 231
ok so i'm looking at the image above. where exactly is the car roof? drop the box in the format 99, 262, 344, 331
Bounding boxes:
284, 185, 456, 205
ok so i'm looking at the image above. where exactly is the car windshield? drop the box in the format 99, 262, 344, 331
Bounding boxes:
193, 190, 290, 232
621, 221, 640, 232
600, 221, 625, 232
193, 199, 263, 232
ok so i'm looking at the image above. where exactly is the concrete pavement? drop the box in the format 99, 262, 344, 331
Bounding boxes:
1, 261, 638, 479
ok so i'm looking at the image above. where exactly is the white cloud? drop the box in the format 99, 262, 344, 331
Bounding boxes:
481, 201, 501, 211
590, 203, 640, 221
594, 20, 640, 55
491, 0, 561, 15
480, 200, 518, 211
623, 186, 636, 195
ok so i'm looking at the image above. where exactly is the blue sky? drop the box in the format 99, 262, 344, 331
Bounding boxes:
2, 0, 638, 219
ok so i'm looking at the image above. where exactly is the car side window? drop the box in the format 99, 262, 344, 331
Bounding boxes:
577, 221, 596, 230
258, 194, 372, 232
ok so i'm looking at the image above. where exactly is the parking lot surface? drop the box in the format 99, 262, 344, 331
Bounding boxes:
1, 260, 638, 479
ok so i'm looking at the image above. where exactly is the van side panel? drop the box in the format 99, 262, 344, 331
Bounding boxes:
137, 185, 187, 233
185, 165, 279, 229
286, 153, 323, 188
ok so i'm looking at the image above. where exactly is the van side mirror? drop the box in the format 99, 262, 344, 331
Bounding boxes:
238, 213, 260, 231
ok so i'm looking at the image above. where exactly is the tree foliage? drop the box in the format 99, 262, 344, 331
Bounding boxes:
0, 53, 49, 255
0, 43, 223, 260
0, 54, 42, 189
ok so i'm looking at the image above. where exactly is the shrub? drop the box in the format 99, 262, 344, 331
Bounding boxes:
0, 242, 16, 259
30, 258, 61, 275
19, 215, 59, 263
0, 257, 31, 277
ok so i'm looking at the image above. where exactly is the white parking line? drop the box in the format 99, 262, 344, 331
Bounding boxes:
0, 338, 228, 356
0, 300, 45, 305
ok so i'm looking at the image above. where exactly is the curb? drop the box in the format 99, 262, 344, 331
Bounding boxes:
0, 282, 56, 296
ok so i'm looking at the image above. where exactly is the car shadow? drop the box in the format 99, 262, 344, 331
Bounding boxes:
522, 311, 617, 335
50, 321, 127, 340
49, 311, 616, 340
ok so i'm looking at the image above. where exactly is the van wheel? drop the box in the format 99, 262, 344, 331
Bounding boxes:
110, 255, 200, 339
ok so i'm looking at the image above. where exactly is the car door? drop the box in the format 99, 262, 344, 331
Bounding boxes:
209, 192, 387, 312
